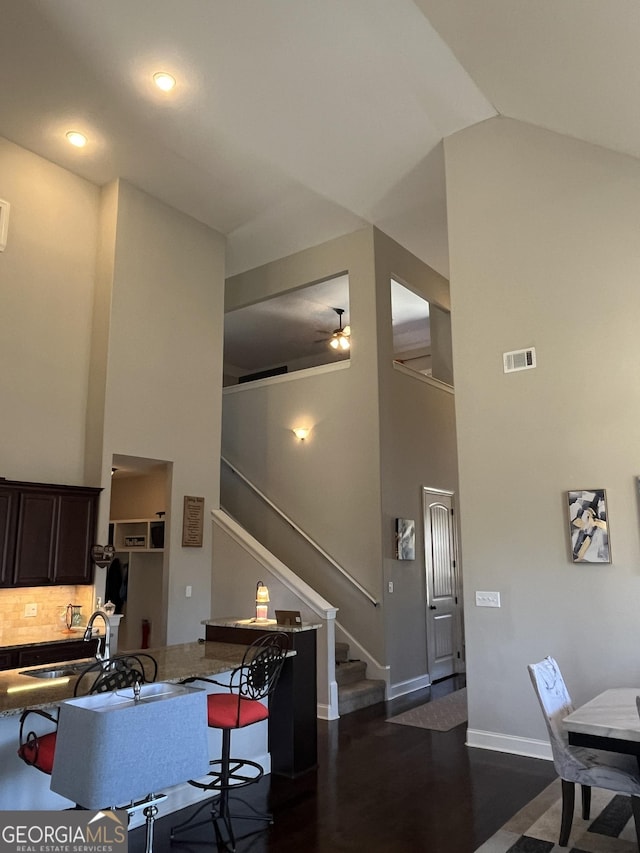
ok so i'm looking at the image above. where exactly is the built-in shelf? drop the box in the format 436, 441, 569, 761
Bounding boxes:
109, 518, 165, 553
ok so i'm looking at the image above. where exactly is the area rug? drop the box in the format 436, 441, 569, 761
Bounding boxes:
386, 687, 467, 732
475, 778, 637, 852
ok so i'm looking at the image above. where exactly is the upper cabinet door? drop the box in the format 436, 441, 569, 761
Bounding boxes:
0, 488, 18, 587
7, 481, 101, 587
53, 492, 96, 584
14, 492, 57, 586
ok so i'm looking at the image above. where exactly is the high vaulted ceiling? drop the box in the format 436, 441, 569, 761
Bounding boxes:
1, 1, 639, 280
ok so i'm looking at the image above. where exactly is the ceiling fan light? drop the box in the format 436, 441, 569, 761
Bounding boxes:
329, 336, 340, 350
343, 325, 351, 337
339, 335, 350, 350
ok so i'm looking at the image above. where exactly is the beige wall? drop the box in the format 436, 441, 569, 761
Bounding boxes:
0, 138, 99, 484
223, 228, 458, 680
224, 228, 387, 658
0, 144, 226, 649
110, 466, 168, 520
373, 229, 458, 685
445, 117, 640, 749
98, 181, 225, 646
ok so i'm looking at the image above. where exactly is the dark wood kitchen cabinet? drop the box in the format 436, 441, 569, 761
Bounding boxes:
16, 638, 103, 667
0, 479, 100, 587
0, 486, 17, 586
0, 638, 105, 671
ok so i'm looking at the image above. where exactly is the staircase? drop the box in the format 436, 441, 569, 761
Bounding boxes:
336, 641, 386, 715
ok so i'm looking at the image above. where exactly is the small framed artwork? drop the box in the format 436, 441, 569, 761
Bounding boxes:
395, 518, 415, 560
567, 489, 610, 563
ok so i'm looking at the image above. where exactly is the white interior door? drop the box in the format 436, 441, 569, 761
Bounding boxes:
423, 487, 462, 682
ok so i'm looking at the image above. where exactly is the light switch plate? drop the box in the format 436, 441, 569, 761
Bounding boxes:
24, 602, 37, 617
475, 591, 501, 608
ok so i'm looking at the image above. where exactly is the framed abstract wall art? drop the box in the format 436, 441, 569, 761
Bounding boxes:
395, 518, 415, 560
567, 488, 610, 563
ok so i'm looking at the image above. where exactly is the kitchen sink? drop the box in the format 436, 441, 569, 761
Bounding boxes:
19, 659, 95, 679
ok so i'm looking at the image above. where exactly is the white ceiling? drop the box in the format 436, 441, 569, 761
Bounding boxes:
0, 0, 497, 278
3, 1, 639, 362
2, 1, 639, 278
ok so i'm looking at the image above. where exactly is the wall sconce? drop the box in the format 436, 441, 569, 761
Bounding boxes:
293, 427, 310, 441
255, 581, 270, 621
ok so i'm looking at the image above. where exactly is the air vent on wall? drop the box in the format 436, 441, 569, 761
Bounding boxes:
503, 347, 536, 373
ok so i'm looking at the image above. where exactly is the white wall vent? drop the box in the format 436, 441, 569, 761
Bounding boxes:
503, 347, 536, 373
0, 199, 10, 252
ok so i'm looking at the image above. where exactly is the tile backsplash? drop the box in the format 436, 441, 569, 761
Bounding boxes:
0, 585, 95, 646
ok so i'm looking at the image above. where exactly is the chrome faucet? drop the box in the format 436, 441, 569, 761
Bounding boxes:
84, 610, 111, 662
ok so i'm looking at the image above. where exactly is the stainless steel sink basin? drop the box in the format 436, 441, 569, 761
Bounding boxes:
19, 660, 95, 679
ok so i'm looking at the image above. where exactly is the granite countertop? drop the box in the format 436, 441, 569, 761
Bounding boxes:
203, 617, 322, 633
0, 640, 251, 718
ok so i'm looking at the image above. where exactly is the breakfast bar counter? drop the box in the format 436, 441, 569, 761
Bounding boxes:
0, 640, 251, 717
0, 640, 283, 813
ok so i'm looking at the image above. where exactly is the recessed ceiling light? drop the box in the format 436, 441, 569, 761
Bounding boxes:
153, 72, 176, 92
66, 131, 87, 148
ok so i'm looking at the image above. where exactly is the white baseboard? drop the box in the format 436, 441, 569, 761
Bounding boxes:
317, 680, 339, 720
317, 702, 339, 721
466, 728, 552, 761
388, 673, 431, 700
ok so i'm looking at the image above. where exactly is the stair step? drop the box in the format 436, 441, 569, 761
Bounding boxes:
338, 678, 386, 716
335, 659, 366, 687
335, 641, 349, 664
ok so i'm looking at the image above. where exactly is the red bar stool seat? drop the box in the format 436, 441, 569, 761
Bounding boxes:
170, 633, 288, 852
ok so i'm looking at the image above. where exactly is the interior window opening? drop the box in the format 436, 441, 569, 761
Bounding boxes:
223, 273, 350, 387
391, 278, 453, 386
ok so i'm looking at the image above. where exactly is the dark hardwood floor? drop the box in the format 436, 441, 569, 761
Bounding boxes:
131, 677, 556, 853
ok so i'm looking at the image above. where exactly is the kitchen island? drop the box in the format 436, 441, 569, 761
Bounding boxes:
0, 640, 277, 816
0, 640, 253, 716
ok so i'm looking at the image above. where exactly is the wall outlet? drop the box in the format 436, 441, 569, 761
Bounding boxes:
475, 591, 501, 608
185, 585, 192, 598
388, 581, 394, 593
24, 603, 37, 617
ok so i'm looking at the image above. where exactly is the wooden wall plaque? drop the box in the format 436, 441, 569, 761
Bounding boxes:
182, 495, 204, 547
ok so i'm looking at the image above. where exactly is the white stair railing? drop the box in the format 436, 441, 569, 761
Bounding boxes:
221, 456, 379, 607
212, 508, 340, 720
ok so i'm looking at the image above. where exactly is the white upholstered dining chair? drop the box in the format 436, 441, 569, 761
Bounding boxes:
528, 656, 640, 847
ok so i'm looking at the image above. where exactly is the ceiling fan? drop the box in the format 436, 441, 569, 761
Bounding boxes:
318, 307, 351, 351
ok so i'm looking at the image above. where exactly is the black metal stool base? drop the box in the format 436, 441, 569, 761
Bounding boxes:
191, 755, 265, 791
170, 750, 271, 852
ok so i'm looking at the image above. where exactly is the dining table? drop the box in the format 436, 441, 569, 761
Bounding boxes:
563, 688, 640, 760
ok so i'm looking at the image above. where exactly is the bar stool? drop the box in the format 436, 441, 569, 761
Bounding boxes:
17, 653, 157, 774
170, 632, 288, 852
